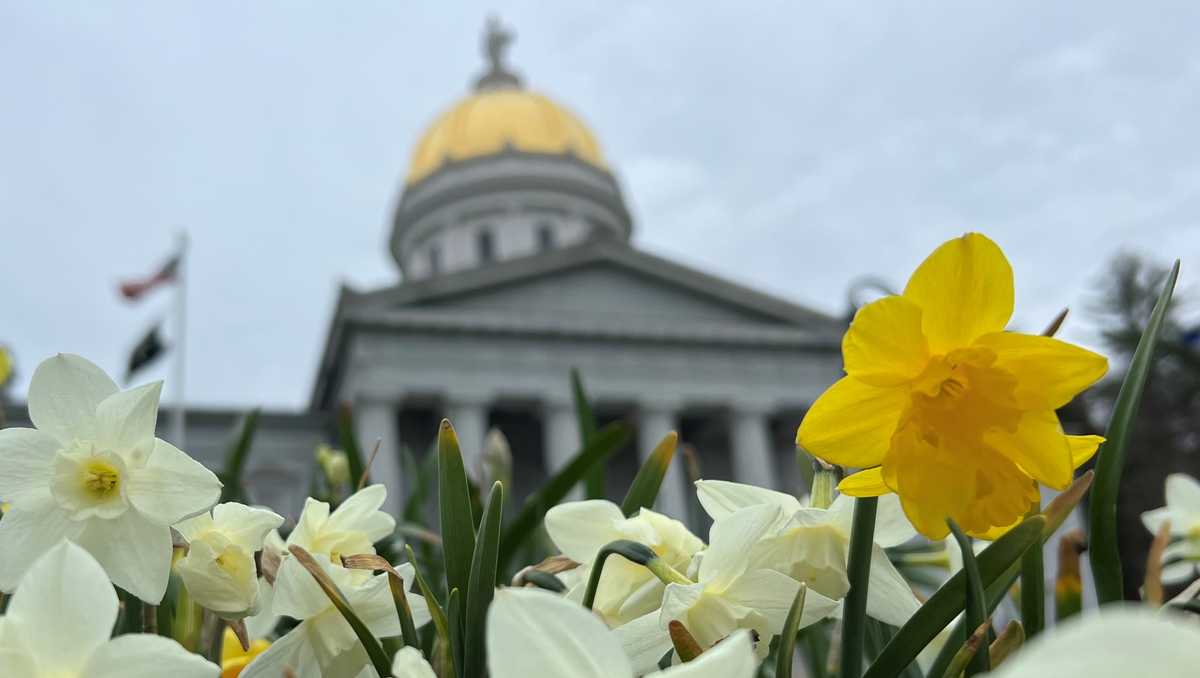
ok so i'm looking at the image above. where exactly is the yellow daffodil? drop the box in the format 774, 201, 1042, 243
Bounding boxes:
0, 345, 12, 386
797, 234, 1108, 539
220, 627, 270, 678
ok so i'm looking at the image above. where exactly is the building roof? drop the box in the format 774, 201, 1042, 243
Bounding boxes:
310, 239, 843, 409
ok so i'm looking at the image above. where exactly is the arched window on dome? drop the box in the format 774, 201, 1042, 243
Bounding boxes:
477, 228, 495, 264
429, 244, 442, 275
536, 221, 555, 252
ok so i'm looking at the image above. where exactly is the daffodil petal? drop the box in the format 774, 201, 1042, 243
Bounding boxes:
27, 353, 118, 444
865, 543, 921, 626
84, 634, 219, 678
700, 505, 784, 588
95, 381, 162, 466
974, 517, 1023, 541
325, 484, 395, 544
0, 500, 86, 593
843, 295, 930, 386
1166, 473, 1200, 514
872, 493, 918, 548
0, 428, 58, 506
1067, 435, 1104, 469
486, 587, 631, 678
987, 607, 1200, 678
973, 332, 1108, 410
612, 611, 673, 676
212, 502, 286, 548
544, 499, 629, 563
649, 630, 756, 678
1161, 561, 1198, 585
241, 623, 320, 678
796, 377, 907, 468
902, 233, 1013, 352
126, 438, 222, 526
984, 409, 1073, 490
694, 479, 802, 521
391, 646, 436, 678
75, 510, 173, 603
838, 467, 890, 497
6, 541, 118, 674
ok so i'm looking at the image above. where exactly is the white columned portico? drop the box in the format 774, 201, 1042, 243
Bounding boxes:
639, 401, 688, 520
544, 400, 583, 499
731, 402, 776, 490
446, 395, 490, 482
354, 399, 403, 516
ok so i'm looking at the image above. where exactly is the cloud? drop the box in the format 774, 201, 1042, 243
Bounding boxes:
0, 1, 1197, 408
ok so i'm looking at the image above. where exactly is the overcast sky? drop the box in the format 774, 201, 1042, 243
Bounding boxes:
2, 2, 1197, 411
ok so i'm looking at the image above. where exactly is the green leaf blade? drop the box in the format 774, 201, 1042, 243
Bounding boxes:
1089, 260, 1180, 605
499, 422, 630, 566
464, 481, 504, 678
948, 520, 989, 676
620, 431, 678, 517
438, 419, 477, 600
863, 515, 1044, 678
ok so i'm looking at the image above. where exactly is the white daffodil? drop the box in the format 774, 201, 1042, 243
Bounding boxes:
696, 480, 922, 627
0, 354, 221, 602
487, 587, 758, 678
0, 540, 218, 677
175, 502, 284, 618
1141, 473, 1200, 585
352, 646, 437, 678
988, 606, 1200, 677
287, 484, 397, 561
652, 504, 840, 667
270, 484, 398, 612
242, 555, 431, 678
545, 499, 705, 626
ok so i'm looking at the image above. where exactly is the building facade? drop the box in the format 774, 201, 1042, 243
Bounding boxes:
308, 21, 844, 518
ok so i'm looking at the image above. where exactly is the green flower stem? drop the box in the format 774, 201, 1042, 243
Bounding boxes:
583, 540, 692, 610
1019, 503, 1045, 639
840, 497, 878, 678
948, 519, 989, 676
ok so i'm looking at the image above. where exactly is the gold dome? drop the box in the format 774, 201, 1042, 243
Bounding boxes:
406, 89, 606, 184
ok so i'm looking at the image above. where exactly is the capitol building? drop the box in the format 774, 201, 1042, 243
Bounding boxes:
34, 22, 847, 520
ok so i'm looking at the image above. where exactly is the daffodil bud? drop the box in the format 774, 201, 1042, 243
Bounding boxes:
481, 428, 512, 490
175, 502, 284, 619
315, 444, 352, 488
809, 456, 840, 509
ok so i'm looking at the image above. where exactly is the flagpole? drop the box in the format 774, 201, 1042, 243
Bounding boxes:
173, 231, 189, 450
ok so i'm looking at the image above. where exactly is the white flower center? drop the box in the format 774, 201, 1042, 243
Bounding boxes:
51, 442, 130, 520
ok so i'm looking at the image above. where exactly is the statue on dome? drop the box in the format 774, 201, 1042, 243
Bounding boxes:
474, 15, 523, 91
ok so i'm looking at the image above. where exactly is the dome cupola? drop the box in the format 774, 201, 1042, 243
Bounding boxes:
390, 17, 632, 280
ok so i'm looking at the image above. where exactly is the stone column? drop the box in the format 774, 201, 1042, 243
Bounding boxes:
354, 399, 403, 516
731, 403, 776, 489
446, 395, 489, 483
543, 400, 583, 500
639, 401, 687, 519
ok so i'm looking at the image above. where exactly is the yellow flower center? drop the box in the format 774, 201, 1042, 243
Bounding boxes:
51, 444, 130, 519
906, 347, 1020, 448
83, 459, 121, 499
